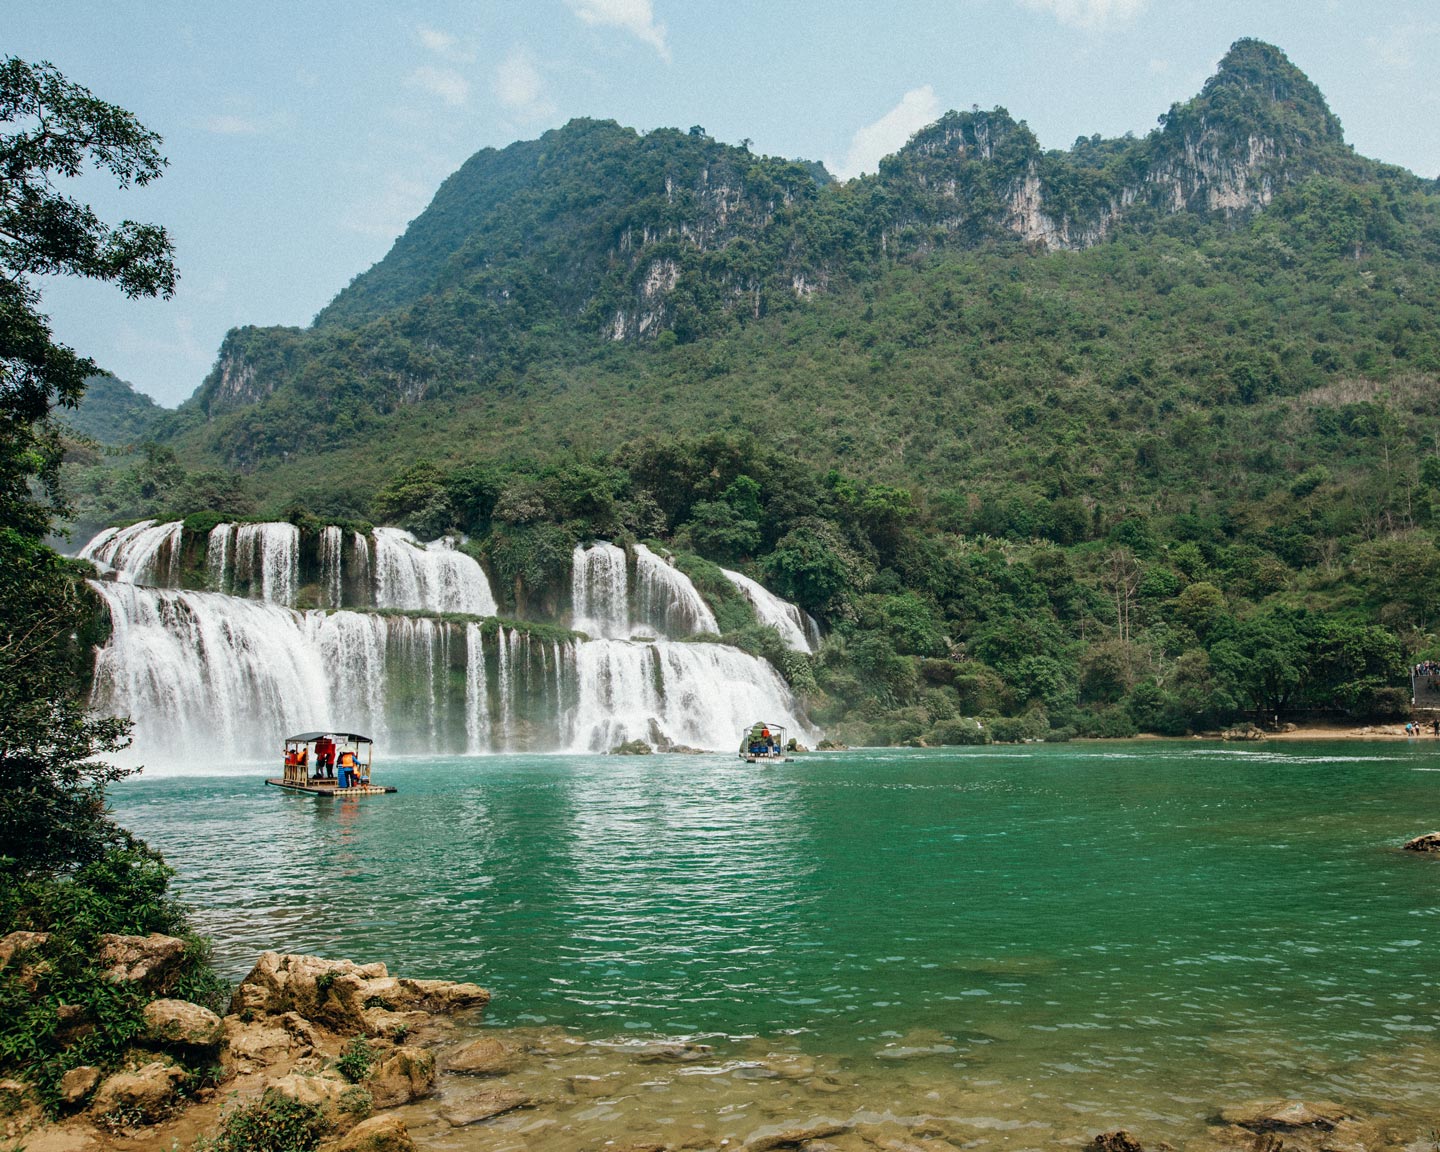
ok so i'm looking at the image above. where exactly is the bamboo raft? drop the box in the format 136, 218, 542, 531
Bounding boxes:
265, 777, 396, 797
740, 720, 795, 763
270, 731, 395, 797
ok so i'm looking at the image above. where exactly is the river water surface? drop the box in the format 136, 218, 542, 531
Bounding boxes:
110, 742, 1440, 1144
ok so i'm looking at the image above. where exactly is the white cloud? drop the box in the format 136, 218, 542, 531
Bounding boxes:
416, 24, 474, 62
1366, 24, 1423, 72
827, 85, 942, 181
341, 173, 434, 240
115, 315, 211, 380
566, 0, 670, 62
494, 48, 555, 121
1016, 0, 1147, 29
407, 65, 469, 106
205, 114, 261, 135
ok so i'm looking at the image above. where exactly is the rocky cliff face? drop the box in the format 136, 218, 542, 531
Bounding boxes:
210, 345, 270, 409
874, 40, 1351, 256
186, 39, 1383, 424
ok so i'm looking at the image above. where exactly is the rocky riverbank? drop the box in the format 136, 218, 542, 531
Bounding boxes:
7, 938, 1440, 1152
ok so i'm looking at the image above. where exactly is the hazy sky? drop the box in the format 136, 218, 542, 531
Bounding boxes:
12, 0, 1440, 406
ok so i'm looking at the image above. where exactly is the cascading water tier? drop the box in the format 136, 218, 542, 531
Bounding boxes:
81, 527, 818, 766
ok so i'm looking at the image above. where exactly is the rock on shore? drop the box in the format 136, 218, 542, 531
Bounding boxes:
6, 949, 490, 1148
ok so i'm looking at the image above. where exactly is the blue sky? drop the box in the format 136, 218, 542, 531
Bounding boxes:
12, 0, 1440, 406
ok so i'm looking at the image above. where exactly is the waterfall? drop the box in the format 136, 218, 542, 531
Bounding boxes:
570, 542, 629, 638
465, 623, 489, 755
89, 583, 478, 764
206, 524, 232, 593
79, 520, 184, 586
570, 541, 721, 638
312, 610, 390, 744
351, 531, 372, 605
492, 627, 509, 753
232, 523, 300, 605
91, 582, 816, 764
372, 527, 497, 615
566, 639, 811, 753
633, 544, 719, 636
78, 522, 499, 614
90, 582, 333, 764
85, 524, 820, 764
319, 526, 344, 608
720, 568, 820, 653
498, 628, 523, 752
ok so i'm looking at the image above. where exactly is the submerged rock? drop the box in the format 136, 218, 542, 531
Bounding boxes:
444, 1035, 515, 1076
744, 1121, 851, 1150
1090, 1132, 1146, 1152
629, 1040, 714, 1063
439, 1088, 532, 1126
1218, 1100, 1354, 1132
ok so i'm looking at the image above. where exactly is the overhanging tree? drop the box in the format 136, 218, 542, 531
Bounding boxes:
0, 55, 176, 877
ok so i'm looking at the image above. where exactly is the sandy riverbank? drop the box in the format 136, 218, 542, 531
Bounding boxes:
1241, 722, 1437, 740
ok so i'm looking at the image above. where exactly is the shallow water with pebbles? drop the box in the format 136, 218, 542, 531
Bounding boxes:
112, 742, 1440, 1146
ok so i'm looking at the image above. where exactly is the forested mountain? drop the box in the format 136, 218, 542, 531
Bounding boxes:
67, 39, 1440, 742
59, 374, 164, 445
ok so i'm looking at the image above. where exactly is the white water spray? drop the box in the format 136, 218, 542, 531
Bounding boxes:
720, 568, 821, 653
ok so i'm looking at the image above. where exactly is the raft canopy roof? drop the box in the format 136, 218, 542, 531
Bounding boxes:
286, 732, 373, 744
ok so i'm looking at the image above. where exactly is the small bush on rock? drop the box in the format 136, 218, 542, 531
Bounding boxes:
336, 1037, 375, 1084
338, 1084, 373, 1121
197, 1090, 331, 1152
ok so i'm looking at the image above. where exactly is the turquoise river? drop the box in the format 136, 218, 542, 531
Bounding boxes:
111, 741, 1440, 1146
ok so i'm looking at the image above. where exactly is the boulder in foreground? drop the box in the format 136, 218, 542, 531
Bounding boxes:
91, 1060, 188, 1122
230, 952, 489, 1034
337, 1113, 415, 1152
143, 998, 224, 1049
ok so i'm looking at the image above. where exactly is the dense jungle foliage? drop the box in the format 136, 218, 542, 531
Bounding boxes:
61, 40, 1440, 742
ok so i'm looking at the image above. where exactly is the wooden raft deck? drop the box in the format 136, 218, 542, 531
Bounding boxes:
265, 778, 396, 796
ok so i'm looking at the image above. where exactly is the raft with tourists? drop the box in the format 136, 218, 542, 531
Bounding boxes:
740, 721, 794, 763
267, 731, 395, 796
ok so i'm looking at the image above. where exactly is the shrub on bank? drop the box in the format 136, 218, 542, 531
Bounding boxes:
0, 846, 229, 1113
927, 717, 989, 746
